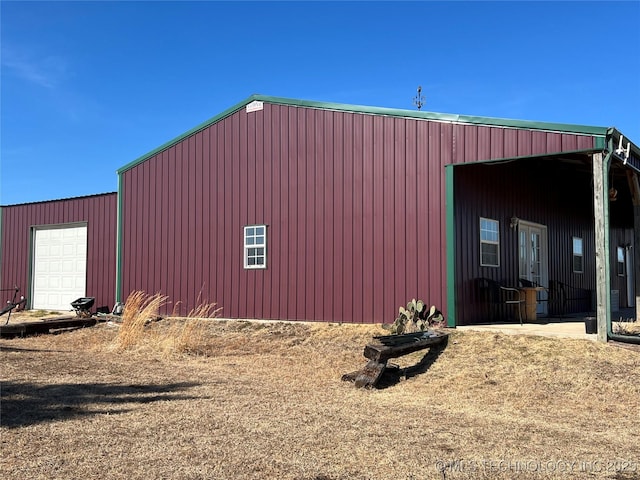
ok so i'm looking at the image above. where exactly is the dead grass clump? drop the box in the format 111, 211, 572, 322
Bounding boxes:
112, 291, 167, 351
158, 318, 211, 357
160, 299, 222, 357
110, 292, 223, 357
613, 319, 640, 335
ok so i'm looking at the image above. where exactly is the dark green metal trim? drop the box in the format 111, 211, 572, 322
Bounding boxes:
27, 226, 34, 309
452, 147, 604, 167
117, 96, 257, 174
594, 136, 606, 150
117, 94, 611, 175
115, 175, 124, 303
253, 95, 609, 135
607, 127, 640, 157
445, 165, 456, 328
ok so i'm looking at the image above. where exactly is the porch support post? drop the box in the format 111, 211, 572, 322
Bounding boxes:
593, 152, 611, 342
625, 170, 640, 322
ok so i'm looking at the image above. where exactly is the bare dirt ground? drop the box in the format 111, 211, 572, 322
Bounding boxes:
1, 317, 639, 480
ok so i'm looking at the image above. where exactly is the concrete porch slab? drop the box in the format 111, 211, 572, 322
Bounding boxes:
457, 321, 598, 341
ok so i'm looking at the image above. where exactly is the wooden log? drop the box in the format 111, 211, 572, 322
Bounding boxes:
0, 317, 97, 338
354, 360, 387, 388
363, 331, 448, 363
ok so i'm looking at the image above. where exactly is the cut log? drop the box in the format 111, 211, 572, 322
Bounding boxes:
354, 360, 387, 388
0, 317, 97, 338
363, 331, 448, 363
343, 329, 449, 388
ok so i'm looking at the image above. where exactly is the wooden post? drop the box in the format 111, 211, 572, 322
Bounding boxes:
593, 152, 610, 342
626, 170, 640, 322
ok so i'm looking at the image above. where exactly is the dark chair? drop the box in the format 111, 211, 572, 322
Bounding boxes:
476, 278, 525, 324
547, 280, 592, 318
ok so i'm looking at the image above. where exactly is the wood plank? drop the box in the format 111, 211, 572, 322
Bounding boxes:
363, 331, 449, 362
344, 329, 450, 388
354, 360, 386, 388
0, 317, 97, 338
593, 152, 609, 342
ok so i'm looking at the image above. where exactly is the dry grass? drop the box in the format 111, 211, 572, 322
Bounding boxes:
111, 291, 167, 350
1, 320, 639, 480
109, 291, 222, 357
613, 319, 640, 335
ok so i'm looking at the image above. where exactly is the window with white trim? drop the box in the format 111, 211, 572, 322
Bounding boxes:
617, 246, 625, 276
244, 225, 267, 269
480, 218, 499, 267
572, 237, 583, 273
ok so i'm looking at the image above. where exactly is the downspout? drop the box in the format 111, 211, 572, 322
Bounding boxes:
115, 173, 124, 303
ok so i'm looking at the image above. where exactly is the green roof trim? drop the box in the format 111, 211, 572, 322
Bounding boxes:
255, 94, 610, 135
117, 94, 612, 175
117, 96, 254, 174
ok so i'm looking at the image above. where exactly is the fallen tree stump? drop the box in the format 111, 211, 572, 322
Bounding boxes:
342, 330, 449, 388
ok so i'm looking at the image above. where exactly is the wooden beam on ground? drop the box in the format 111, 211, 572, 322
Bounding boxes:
364, 331, 449, 362
0, 317, 97, 338
342, 330, 449, 388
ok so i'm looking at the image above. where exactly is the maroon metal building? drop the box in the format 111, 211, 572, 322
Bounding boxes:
2, 96, 636, 331
0, 193, 118, 313
115, 95, 639, 327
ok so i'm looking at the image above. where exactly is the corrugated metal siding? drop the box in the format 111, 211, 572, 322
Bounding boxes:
610, 228, 635, 308
120, 102, 600, 323
454, 161, 599, 324
453, 125, 595, 163
121, 105, 455, 322
0, 193, 117, 312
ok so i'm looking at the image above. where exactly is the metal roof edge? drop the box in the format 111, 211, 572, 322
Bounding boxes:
117, 94, 611, 174
606, 128, 640, 173
606, 127, 640, 156
0, 191, 118, 208
252, 94, 610, 136
448, 147, 603, 167
117, 95, 261, 174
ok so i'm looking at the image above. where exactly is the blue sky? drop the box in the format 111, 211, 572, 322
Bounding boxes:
2, 1, 639, 205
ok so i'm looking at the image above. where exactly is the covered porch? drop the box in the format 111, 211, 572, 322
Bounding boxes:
446, 129, 640, 344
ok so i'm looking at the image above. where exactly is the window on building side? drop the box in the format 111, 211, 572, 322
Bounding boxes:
617, 246, 625, 276
572, 237, 583, 273
480, 218, 499, 267
244, 225, 267, 269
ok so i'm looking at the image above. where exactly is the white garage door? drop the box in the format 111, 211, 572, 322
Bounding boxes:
32, 225, 87, 311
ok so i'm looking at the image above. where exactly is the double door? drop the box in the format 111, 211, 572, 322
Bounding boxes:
518, 222, 548, 316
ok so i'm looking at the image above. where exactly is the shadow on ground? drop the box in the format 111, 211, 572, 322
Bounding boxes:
1, 381, 201, 428
376, 337, 449, 389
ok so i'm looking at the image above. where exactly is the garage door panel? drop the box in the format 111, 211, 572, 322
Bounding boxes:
33, 225, 87, 311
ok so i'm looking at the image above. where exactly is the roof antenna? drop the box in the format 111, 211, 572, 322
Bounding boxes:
413, 85, 425, 110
